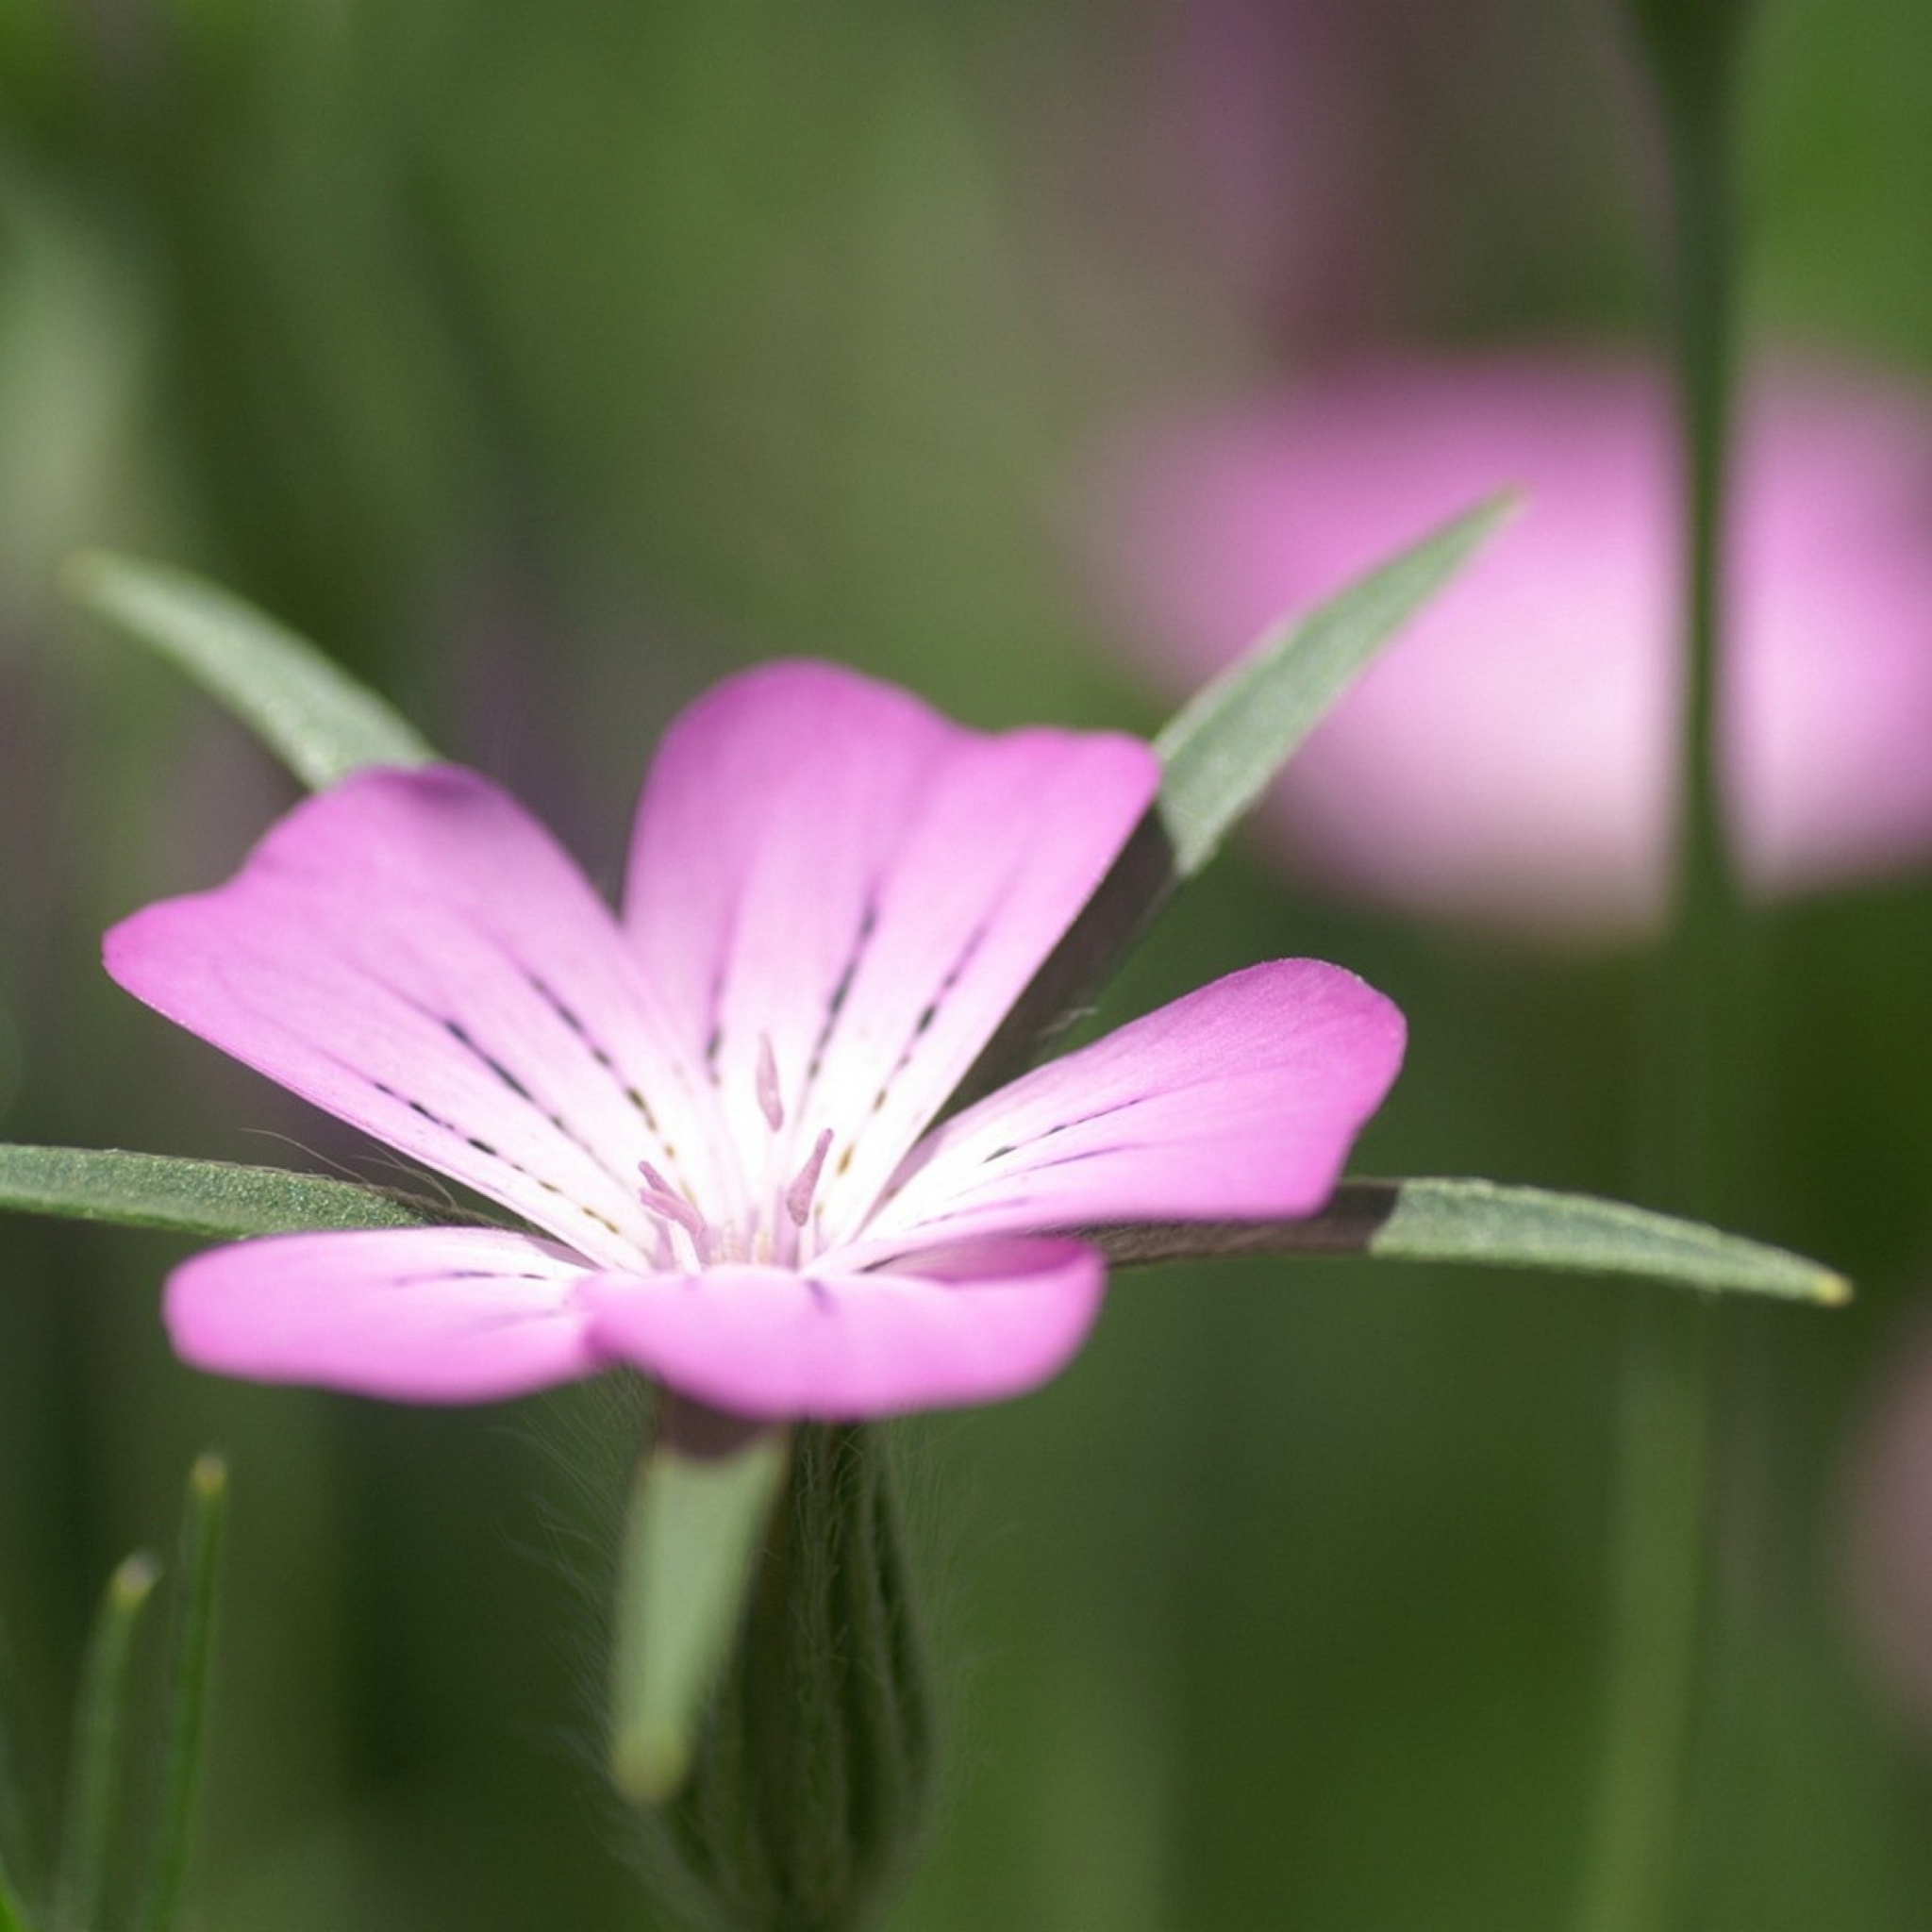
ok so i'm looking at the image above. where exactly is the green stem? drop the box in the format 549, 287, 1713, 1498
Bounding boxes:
1577, 26, 1747, 1932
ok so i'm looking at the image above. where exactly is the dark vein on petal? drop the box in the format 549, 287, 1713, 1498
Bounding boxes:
519, 967, 706, 1188
521, 971, 661, 1131
391, 1267, 560, 1287
508, 958, 718, 1201
365, 971, 641, 1201
804, 897, 880, 1088
865, 916, 991, 1121
364, 1072, 623, 1239
968, 1095, 1158, 1165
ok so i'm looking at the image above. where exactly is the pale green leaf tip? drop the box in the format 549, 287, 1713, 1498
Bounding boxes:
612, 1723, 691, 1806
189, 1453, 229, 1502
1817, 1272, 1854, 1308
110, 1553, 161, 1607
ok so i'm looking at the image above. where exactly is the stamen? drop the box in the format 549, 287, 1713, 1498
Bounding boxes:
639, 1160, 711, 1261
756, 1032, 785, 1131
785, 1128, 835, 1228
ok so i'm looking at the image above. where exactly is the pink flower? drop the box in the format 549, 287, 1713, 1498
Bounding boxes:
1093, 356, 1932, 938
105, 662, 1405, 1421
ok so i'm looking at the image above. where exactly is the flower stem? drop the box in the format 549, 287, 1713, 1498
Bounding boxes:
1577, 18, 1749, 1932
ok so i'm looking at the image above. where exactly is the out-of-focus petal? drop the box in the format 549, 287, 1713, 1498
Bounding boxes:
849, 959, 1404, 1258
1092, 357, 1932, 937
578, 1236, 1106, 1422
165, 1226, 601, 1402
105, 766, 724, 1268
621, 661, 1160, 1235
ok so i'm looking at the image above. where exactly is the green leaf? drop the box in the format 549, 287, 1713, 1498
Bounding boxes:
1083, 1177, 1848, 1306
55, 1553, 159, 1932
611, 1421, 791, 1805
0, 1144, 464, 1240
1153, 493, 1516, 879
953, 498, 1513, 1106
65, 551, 437, 791
138, 1455, 228, 1932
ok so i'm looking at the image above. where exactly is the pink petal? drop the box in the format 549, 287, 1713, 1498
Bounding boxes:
622, 661, 1159, 1237
578, 1237, 1106, 1421
164, 1227, 602, 1402
1092, 356, 1932, 937
847, 959, 1404, 1258
106, 767, 727, 1268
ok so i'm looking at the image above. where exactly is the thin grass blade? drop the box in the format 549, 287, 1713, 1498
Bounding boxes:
136, 1457, 228, 1932
52, 1554, 158, 1932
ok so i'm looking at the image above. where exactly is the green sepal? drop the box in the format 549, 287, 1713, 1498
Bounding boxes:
66, 551, 437, 791
1082, 1176, 1848, 1306
628, 1424, 936, 1932
611, 1415, 791, 1806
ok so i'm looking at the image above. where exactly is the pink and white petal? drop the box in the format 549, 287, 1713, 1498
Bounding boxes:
578, 1237, 1106, 1422
164, 1226, 604, 1403
107, 767, 727, 1267
844, 959, 1405, 1260
621, 661, 1160, 1231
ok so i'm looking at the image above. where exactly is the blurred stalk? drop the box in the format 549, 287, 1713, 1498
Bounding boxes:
136, 1456, 227, 1932
54, 1554, 158, 1932
0, 1624, 45, 1928
1577, 8, 1756, 1931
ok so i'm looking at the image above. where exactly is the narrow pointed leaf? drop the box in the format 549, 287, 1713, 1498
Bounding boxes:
55, 1554, 159, 1932
137, 1456, 227, 1932
611, 1425, 791, 1805
1083, 1177, 1848, 1305
1153, 492, 1517, 878
66, 551, 437, 791
956, 497, 1512, 1105
0, 1144, 467, 1240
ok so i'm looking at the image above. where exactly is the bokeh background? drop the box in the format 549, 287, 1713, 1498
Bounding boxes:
4, 0, 1932, 1925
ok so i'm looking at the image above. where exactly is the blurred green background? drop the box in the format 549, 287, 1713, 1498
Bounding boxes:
4, 0, 1932, 1925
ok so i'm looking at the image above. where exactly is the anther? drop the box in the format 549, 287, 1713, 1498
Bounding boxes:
756, 1033, 785, 1132
785, 1129, 834, 1228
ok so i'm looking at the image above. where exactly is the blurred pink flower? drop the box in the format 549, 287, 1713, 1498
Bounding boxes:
1093, 356, 1932, 938
105, 661, 1405, 1421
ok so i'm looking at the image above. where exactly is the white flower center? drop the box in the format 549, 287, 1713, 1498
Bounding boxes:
636, 1033, 838, 1272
